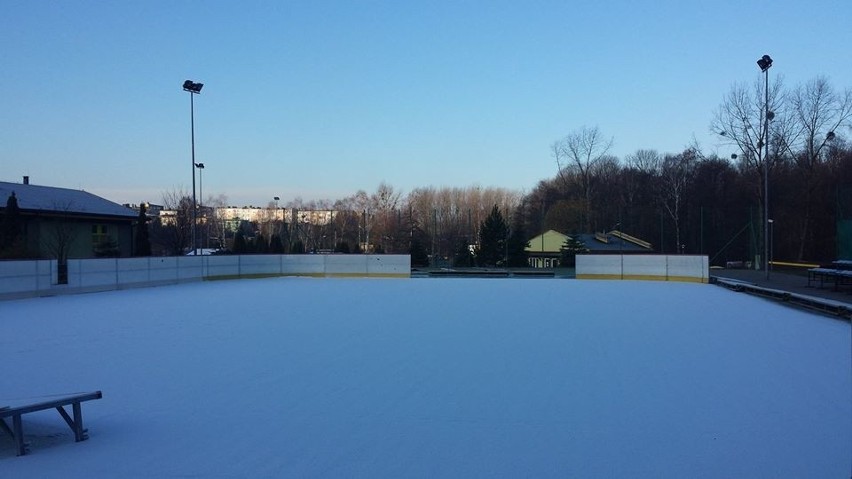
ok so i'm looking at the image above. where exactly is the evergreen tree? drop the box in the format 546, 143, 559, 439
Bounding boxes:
254, 234, 268, 254
560, 235, 589, 267
409, 235, 429, 267
269, 234, 285, 254
291, 240, 306, 254
1, 192, 25, 258
134, 203, 152, 257
94, 238, 121, 257
476, 205, 509, 267
335, 241, 351, 254
507, 219, 530, 267
233, 231, 248, 254
452, 239, 474, 267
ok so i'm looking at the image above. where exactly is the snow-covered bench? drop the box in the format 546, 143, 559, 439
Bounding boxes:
807, 261, 852, 291
0, 391, 103, 456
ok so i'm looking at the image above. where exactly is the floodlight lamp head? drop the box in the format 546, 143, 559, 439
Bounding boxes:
195, 162, 205, 169
183, 80, 204, 93
757, 54, 773, 72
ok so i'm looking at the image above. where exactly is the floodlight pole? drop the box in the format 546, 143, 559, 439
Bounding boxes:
757, 55, 772, 280
183, 80, 203, 256
190, 92, 197, 255
764, 64, 770, 280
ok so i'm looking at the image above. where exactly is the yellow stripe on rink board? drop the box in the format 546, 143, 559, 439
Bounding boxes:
770, 261, 820, 269
576, 274, 708, 284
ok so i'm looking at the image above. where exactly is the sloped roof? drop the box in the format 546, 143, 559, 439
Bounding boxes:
526, 230, 569, 253
526, 229, 654, 254
576, 231, 652, 252
0, 181, 136, 219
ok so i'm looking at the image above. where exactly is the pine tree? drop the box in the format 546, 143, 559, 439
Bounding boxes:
477, 205, 509, 267
507, 218, 530, 267
452, 239, 474, 267
94, 238, 121, 257
254, 234, 268, 254
1, 192, 24, 258
134, 203, 152, 257
269, 234, 284, 254
291, 240, 306, 254
409, 236, 429, 267
233, 231, 248, 254
560, 235, 589, 267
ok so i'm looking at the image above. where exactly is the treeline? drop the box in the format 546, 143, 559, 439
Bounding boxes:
151, 183, 523, 266
149, 75, 851, 265
527, 134, 852, 265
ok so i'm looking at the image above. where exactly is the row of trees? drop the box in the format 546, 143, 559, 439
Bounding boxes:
149, 75, 851, 266
149, 183, 524, 264
10, 72, 843, 266
529, 75, 850, 264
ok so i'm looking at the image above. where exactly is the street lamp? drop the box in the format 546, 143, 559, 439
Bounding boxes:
183, 79, 203, 255
195, 162, 205, 251
757, 54, 772, 279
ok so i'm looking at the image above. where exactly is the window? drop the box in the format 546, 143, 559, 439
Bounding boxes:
92, 224, 108, 248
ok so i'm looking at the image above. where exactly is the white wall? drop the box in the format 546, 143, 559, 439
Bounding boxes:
0, 255, 411, 299
0, 260, 55, 296
576, 255, 709, 283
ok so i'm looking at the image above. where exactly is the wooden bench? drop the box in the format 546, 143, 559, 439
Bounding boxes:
0, 391, 103, 456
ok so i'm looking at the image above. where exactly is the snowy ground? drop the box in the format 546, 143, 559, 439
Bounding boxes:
1, 278, 850, 478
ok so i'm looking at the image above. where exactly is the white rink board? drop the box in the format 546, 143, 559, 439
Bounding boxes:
0, 255, 411, 299
576, 255, 709, 283
0, 260, 54, 294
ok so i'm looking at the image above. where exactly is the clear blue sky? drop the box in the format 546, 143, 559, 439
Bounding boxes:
2, 0, 850, 206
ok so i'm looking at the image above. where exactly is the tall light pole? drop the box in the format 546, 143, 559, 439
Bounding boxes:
757, 54, 772, 279
183, 79, 203, 255
195, 162, 205, 251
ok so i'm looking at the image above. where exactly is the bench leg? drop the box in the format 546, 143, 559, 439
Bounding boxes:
13, 414, 27, 456
73, 402, 85, 442
0, 417, 13, 437
56, 403, 88, 442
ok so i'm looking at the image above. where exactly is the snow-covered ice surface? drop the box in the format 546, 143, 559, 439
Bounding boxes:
1, 278, 850, 478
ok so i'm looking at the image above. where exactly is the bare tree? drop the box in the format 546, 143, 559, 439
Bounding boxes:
552, 126, 614, 231
371, 182, 403, 252
791, 77, 852, 165
41, 201, 79, 283
43, 201, 79, 262
711, 77, 785, 265
626, 149, 662, 175
154, 188, 192, 255
658, 150, 698, 252
205, 194, 229, 250
711, 77, 785, 192
787, 77, 852, 259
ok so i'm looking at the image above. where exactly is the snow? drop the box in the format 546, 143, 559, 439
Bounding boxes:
1, 278, 850, 478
